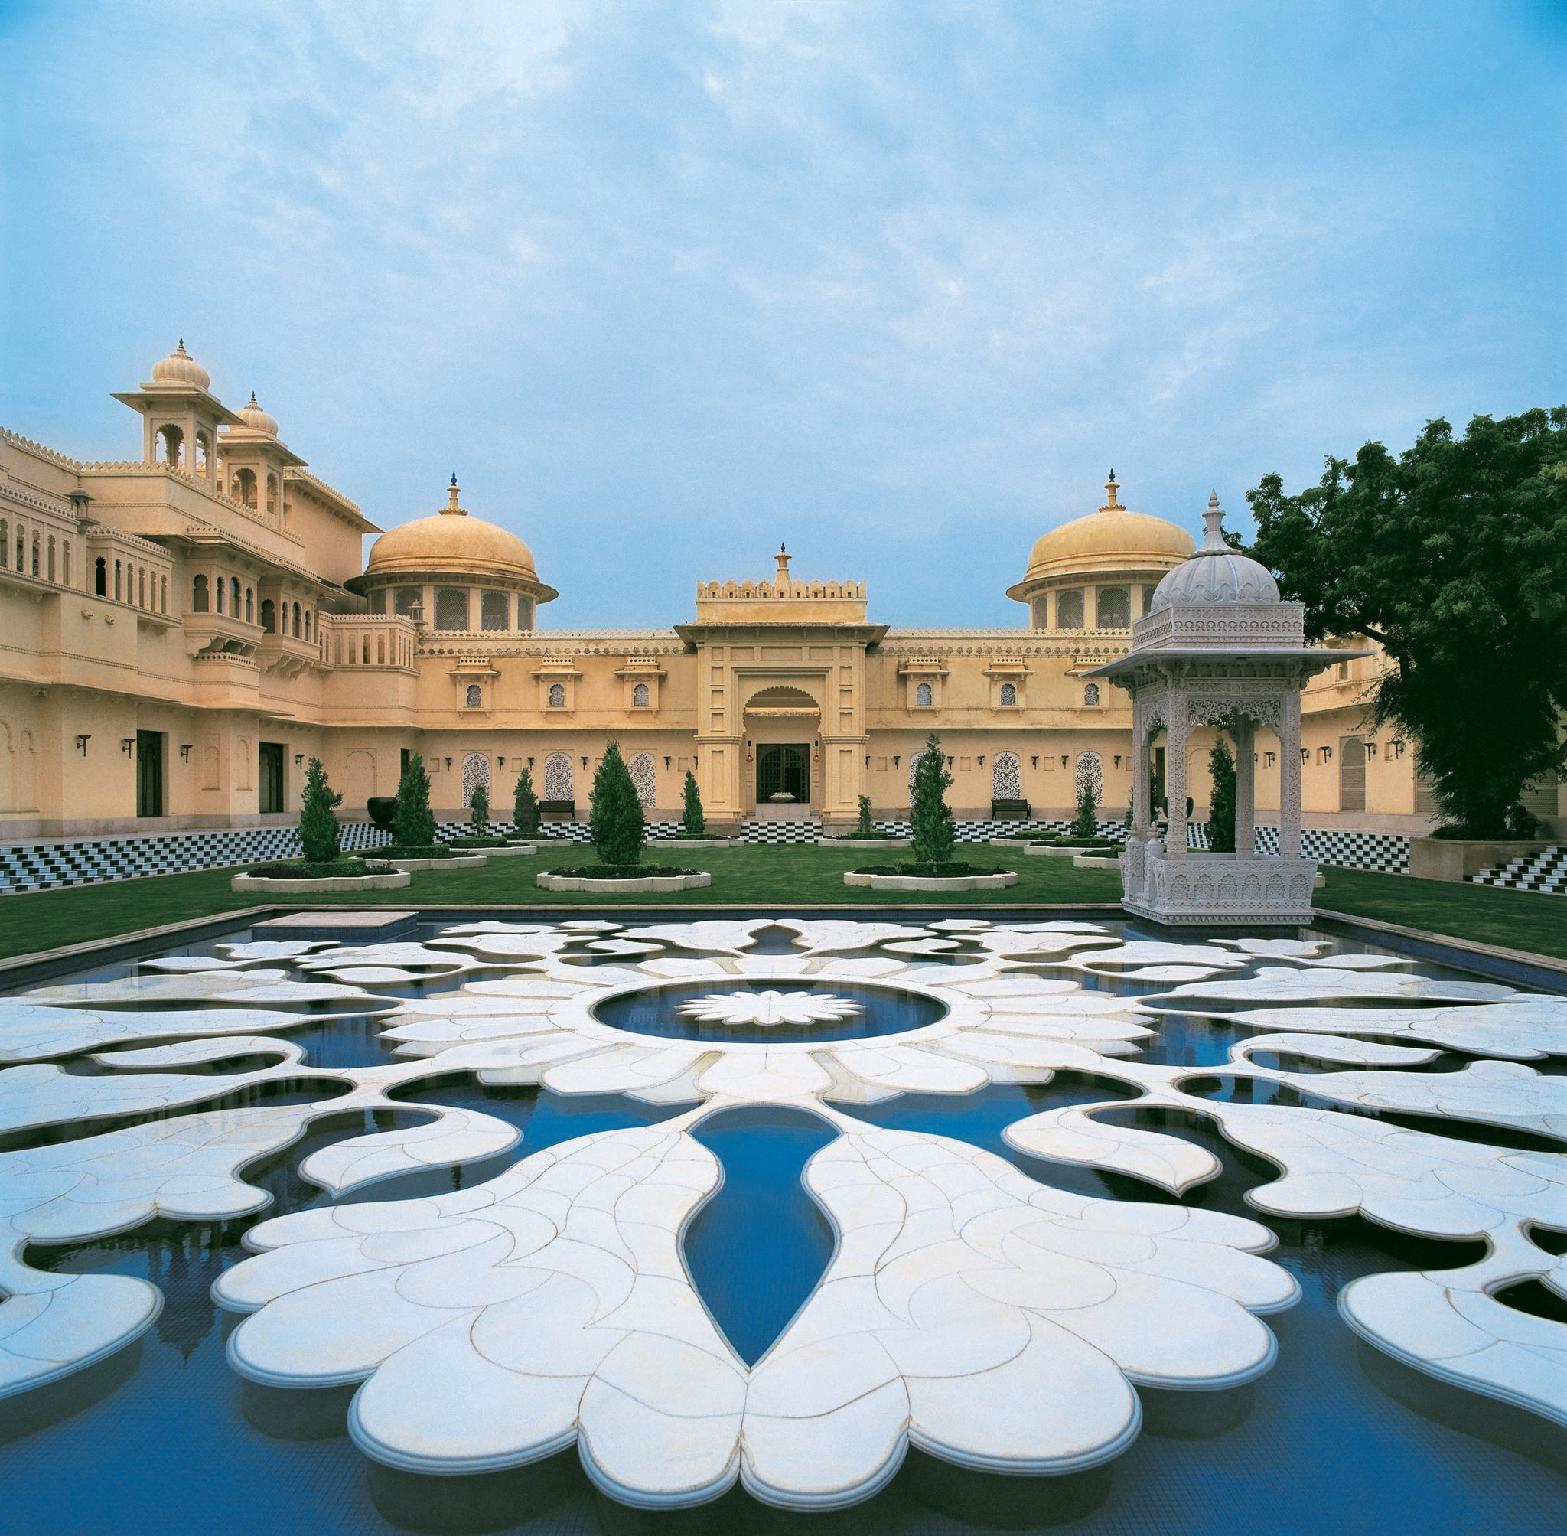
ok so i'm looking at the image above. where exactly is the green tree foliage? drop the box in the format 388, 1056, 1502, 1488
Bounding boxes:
298, 757, 342, 863
1207, 735, 1238, 853
512, 765, 539, 837
681, 769, 706, 835
857, 794, 874, 835
1071, 775, 1098, 839
1248, 408, 1567, 836
909, 734, 955, 867
469, 782, 490, 835
589, 742, 645, 865
394, 753, 436, 848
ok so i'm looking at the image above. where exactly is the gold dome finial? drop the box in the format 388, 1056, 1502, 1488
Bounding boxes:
774, 543, 791, 584
1102, 469, 1120, 511
444, 473, 464, 515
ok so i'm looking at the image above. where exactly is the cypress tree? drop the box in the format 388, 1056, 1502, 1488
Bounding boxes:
1208, 736, 1238, 853
909, 733, 955, 867
1072, 775, 1099, 839
394, 752, 436, 849
857, 794, 873, 835
681, 769, 706, 835
512, 764, 539, 837
298, 757, 342, 863
469, 782, 490, 835
589, 743, 645, 866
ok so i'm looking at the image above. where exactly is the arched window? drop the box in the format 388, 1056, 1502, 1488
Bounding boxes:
999, 682, 1017, 707
95, 557, 108, 596
231, 577, 242, 615
63, 542, 71, 587
435, 587, 469, 630
244, 587, 254, 624
480, 590, 509, 630
266, 473, 279, 516
628, 752, 657, 807
114, 559, 122, 601
547, 682, 566, 708
991, 751, 1022, 801
260, 597, 275, 632
14, 527, 23, 569
137, 568, 146, 608
1095, 586, 1130, 629
46, 536, 55, 583
31, 535, 40, 577
542, 751, 573, 801
192, 574, 209, 611
462, 752, 492, 807
465, 684, 482, 708
632, 682, 650, 707
395, 587, 421, 618
215, 573, 225, 613
303, 609, 311, 641
1056, 589, 1084, 629
516, 596, 534, 631
915, 681, 933, 708
292, 602, 301, 638
159, 574, 166, 612
157, 424, 183, 467
195, 430, 211, 472
233, 467, 257, 507
1074, 751, 1104, 808
1083, 683, 1101, 706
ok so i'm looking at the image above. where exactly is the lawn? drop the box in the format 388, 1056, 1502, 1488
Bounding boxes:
0, 842, 1562, 965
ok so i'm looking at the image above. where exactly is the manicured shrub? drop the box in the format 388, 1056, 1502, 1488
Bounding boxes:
910, 733, 955, 867
1207, 737, 1238, 853
589, 742, 645, 866
512, 765, 539, 837
681, 769, 706, 835
469, 782, 490, 835
394, 753, 436, 849
1071, 776, 1098, 840
366, 796, 398, 832
298, 757, 341, 863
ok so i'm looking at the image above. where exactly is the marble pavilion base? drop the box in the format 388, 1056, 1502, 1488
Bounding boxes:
1121, 844, 1317, 926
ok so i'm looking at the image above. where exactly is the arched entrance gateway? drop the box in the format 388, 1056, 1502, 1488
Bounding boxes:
743, 685, 821, 813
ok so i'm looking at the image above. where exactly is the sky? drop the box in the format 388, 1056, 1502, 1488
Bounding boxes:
1, 0, 1563, 627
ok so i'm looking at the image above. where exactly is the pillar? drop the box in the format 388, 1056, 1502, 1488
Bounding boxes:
1130, 692, 1153, 837
1279, 687, 1302, 858
1164, 685, 1189, 858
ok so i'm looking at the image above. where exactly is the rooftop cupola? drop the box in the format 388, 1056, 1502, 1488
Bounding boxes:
112, 338, 239, 485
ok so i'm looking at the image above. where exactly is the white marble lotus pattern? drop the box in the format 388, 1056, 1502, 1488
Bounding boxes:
0, 915, 1563, 1510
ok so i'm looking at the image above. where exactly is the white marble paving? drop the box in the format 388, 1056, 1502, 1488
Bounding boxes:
0, 913, 1563, 1504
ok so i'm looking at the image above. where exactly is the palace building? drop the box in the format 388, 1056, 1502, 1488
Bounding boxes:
2, 343, 1555, 840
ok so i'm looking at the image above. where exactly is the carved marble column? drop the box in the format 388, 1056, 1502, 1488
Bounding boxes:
1164, 676, 1189, 858
1130, 690, 1152, 837
1279, 687, 1302, 858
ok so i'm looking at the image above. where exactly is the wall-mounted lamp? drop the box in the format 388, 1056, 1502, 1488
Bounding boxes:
1265, 751, 1276, 767
864, 754, 871, 767
120, 737, 135, 756
527, 756, 534, 768
75, 733, 90, 754
1300, 748, 1310, 765
1318, 746, 1333, 763
179, 743, 192, 761
444, 757, 453, 770
293, 753, 304, 768
1366, 742, 1377, 758
580, 757, 589, 768
1113, 755, 1122, 770
892, 755, 901, 767
1030, 755, 1039, 769
497, 756, 506, 768
1060, 755, 1068, 768
977, 755, 985, 767
1392, 739, 1405, 758
663, 756, 672, 770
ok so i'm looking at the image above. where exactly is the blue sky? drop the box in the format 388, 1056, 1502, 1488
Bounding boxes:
2, 1, 1562, 626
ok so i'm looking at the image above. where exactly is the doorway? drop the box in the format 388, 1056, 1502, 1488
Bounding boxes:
756, 744, 810, 807
259, 742, 286, 813
135, 730, 164, 818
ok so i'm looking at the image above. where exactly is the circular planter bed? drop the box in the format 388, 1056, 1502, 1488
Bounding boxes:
231, 859, 410, 894
1027, 841, 1120, 857
385, 852, 488, 872
647, 840, 741, 850
819, 835, 912, 849
444, 839, 538, 856
536, 868, 712, 893
1071, 853, 1122, 869
844, 864, 1019, 893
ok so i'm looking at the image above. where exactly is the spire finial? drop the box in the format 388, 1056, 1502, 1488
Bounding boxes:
1200, 490, 1227, 552
1102, 470, 1121, 511
176, 338, 188, 355
445, 474, 463, 514
249, 390, 258, 405
775, 544, 791, 584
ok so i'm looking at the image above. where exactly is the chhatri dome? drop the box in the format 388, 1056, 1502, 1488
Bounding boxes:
1016, 472, 1194, 585
1149, 492, 1279, 611
236, 391, 278, 437
365, 474, 552, 589
149, 339, 212, 391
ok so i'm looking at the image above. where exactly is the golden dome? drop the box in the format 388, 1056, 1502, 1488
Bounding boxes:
1009, 473, 1193, 594
363, 476, 554, 594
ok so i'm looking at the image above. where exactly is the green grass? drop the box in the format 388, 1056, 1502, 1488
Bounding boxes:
0, 843, 1562, 964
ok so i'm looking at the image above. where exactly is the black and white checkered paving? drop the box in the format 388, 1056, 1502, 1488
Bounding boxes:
1471, 845, 1566, 895
0, 816, 1417, 896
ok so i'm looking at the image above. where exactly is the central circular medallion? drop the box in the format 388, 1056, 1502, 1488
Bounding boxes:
592, 980, 945, 1044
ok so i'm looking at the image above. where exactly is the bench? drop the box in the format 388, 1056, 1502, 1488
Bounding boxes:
991, 798, 1031, 820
